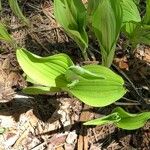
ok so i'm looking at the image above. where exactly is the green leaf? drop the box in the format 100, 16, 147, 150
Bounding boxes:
92, 0, 123, 67
84, 112, 120, 125
122, 22, 138, 37
84, 107, 150, 130
143, 0, 150, 25
113, 107, 150, 130
0, 22, 13, 43
121, 0, 141, 39
23, 86, 61, 95
16, 48, 74, 87
65, 65, 126, 107
54, 0, 88, 58
87, 0, 100, 16
121, 0, 141, 23
8, 0, 29, 26
131, 24, 150, 45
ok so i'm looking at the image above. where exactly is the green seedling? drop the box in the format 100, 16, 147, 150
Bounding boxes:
84, 107, 150, 130
16, 48, 126, 107
8, 0, 29, 26
54, 0, 88, 60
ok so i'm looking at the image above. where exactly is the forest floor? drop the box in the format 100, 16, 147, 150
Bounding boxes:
0, 0, 150, 150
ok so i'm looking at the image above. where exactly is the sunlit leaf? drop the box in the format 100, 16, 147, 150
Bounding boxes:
65, 65, 126, 107
113, 107, 150, 130
84, 107, 150, 130
121, 0, 141, 23
92, 0, 123, 67
16, 48, 74, 87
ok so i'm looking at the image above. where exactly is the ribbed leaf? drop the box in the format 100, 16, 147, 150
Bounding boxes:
84, 107, 150, 130
16, 48, 74, 87
113, 107, 150, 130
54, 0, 88, 57
92, 0, 123, 67
121, 0, 141, 23
65, 65, 126, 107
8, 0, 29, 26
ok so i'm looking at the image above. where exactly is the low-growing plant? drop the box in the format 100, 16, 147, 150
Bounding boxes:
16, 48, 150, 130
14, 0, 150, 131
16, 48, 126, 107
54, 0, 150, 67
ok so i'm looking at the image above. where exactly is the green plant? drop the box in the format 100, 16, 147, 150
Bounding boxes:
122, 0, 150, 47
91, 0, 123, 67
84, 107, 150, 130
54, 0, 88, 60
16, 48, 126, 107
54, 0, 150, 67
8, 0, 29, 26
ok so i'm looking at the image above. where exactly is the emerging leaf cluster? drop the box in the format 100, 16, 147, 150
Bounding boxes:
54, 0, 150, 67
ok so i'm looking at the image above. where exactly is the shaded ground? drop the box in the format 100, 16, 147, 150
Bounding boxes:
0, 0, 150, 149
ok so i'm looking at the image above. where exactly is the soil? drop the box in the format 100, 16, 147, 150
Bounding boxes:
0, 0, 150, 150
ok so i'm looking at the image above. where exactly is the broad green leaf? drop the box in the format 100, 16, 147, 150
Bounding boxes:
65, 66, 126, 107
92, 0, 123, 67
84, 107, 150, 130
83, 65, 124, 84
121, 0, 141, 23
23, 86, 61, 94
121, 0, 141, 38
0, 23, 13, 43
8, 0, 29, 26
84, 112, 120, 125
87, 0, 100, 16
113, 107, 150, 130
143, 0, 150, 25
16, 48, 74, 87
54, 0, 88, 58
